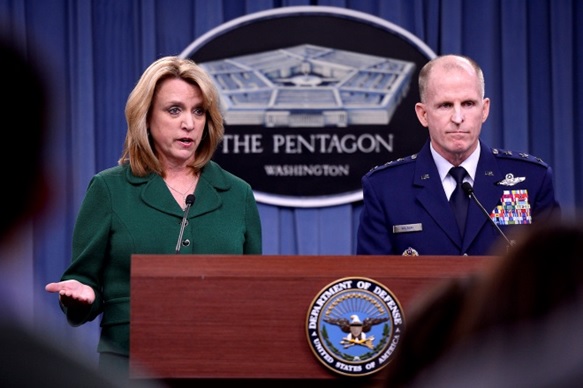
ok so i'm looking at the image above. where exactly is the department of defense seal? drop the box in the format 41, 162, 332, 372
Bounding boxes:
305, 277, 405, 377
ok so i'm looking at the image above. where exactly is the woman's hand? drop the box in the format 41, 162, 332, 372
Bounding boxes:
45, 279, 95, 306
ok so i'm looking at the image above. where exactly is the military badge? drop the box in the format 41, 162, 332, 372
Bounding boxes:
496, 173, 526, 186
306, 277, 404, 377
402, 247, 419, 256
490, 189, 532, 225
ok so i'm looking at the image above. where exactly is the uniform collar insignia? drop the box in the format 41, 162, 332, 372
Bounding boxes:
496, 173, 526, 186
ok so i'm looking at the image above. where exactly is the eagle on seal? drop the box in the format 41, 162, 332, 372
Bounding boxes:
324, 314, 389, 349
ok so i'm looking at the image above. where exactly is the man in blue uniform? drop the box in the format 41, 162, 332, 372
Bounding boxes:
357, 54, 560, 256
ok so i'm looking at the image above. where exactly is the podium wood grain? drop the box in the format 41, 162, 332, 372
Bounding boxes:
130, 254, 491, 382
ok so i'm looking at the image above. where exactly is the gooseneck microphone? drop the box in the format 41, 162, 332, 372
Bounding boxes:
175, 194, 195, 254
462, 182, 514, 248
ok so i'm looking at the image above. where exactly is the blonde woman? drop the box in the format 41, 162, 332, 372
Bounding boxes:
46, 56, 262, 377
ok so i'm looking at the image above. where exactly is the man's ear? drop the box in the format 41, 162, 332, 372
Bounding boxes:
481, 97, 491, 123
415, 102, 429, 127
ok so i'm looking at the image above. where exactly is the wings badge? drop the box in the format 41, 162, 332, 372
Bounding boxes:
496, 173, 526, 186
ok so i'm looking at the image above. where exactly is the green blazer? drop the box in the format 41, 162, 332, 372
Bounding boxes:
60, 161, 262, 356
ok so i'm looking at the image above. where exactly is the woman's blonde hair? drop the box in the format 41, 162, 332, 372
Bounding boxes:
118, 56, 224, 176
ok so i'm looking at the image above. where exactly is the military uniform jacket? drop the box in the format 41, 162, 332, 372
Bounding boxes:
60, 161, 262, 357
357, 140, 560, 256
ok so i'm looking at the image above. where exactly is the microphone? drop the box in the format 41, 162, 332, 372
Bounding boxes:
462, 182, 514, 248
175, 194, 195, 254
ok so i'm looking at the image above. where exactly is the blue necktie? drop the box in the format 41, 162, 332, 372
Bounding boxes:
449, 166, 469, 236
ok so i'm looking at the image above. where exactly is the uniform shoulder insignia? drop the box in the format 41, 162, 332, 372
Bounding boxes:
368, 154, 417, 173
491, 148, 549, 167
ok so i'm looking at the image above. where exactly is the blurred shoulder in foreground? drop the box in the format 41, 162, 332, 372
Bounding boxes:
408, 216, 583, 387
0, 37, 159, 388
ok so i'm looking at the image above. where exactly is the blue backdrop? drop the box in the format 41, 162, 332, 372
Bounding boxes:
1, 0, 580, 364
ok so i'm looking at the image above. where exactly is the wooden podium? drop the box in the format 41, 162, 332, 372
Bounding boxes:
129, 254, 491, 386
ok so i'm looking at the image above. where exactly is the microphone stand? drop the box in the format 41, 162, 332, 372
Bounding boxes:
462, 183, 515, 249
175, 194, 195, 254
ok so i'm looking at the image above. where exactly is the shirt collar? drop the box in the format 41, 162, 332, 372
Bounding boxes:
430, 141, 480, 185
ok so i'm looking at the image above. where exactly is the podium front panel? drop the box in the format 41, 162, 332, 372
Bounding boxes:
129, 254, 489, 381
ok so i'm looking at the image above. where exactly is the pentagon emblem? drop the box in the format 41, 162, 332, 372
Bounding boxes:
306, 277, 404, 377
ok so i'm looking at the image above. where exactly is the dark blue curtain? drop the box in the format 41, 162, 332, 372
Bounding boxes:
0, 0, 580, 363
